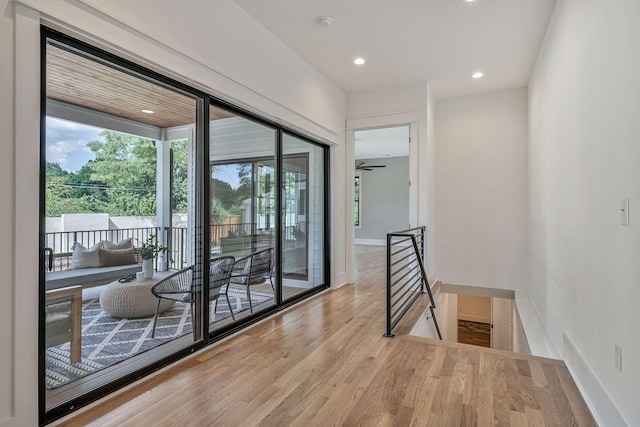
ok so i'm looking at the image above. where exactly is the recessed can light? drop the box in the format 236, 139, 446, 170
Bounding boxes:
354, 57, 366, 65
141, 109, 154, 114
472, 72, 484, 79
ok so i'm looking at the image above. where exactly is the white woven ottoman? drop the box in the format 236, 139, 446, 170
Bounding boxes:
100, 272, 175, 318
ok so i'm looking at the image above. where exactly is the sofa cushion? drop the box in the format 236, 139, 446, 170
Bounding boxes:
98, 248, 136, 267
70, 242, 104, 269
103, 238, 133, 250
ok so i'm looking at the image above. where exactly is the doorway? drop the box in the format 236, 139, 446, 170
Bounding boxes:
457, 295, 492, 347
428, 288, 514, 350
353, 126, 410, 245
352, 125, 412, 278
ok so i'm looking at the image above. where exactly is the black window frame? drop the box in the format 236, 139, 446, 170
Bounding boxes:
40, 27, 330, 425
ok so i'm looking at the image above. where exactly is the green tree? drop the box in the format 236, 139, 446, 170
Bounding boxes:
211, 178, 235, 209
171, 140, 188, 212
86, 130, 157, 216
66, 162, 108, 202
234, 163, 252, 208
45, 175, 109, 216
46, 161, 68, 178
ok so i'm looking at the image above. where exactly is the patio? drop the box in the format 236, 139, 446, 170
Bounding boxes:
46, 281, 276, 390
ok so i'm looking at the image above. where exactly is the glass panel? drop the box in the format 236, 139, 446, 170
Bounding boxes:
281, 133, 325, 300
208, 105, 277, 333
44, 40, 200, 408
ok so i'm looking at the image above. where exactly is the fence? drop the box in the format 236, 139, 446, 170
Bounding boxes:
44, 223, 266, 271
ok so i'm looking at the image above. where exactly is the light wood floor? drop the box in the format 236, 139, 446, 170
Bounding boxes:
61, 245, 596, 426
458, 330, 492, 348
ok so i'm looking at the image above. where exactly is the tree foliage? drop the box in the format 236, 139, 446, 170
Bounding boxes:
86, 131, 157, 215
171, 139, 188, 212
46, 131, 159, 217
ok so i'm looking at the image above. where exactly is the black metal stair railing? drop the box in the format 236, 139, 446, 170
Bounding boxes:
385, 226, 442, 339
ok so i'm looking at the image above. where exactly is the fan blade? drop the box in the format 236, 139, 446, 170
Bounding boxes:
367, 165, 386, 168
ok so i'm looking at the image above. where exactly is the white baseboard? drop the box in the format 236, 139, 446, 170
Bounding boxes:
563, 334, 627, 427
354, 238, 386, 246
332, 271, 349, 288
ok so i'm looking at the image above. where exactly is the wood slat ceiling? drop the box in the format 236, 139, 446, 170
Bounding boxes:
46, 45, 232, 129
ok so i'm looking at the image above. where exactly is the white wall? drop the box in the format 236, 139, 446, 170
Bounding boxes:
491, 297, 512, 352
0, 1, 15, 425
355, 156, 409, 241
3, 1, 347, 425
528, 0, 640, 425
440, 292, 458, 342
435, 88, 529, 290
457, 294, 491, 324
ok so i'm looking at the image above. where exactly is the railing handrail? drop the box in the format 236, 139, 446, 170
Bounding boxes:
385, 226, 442, 339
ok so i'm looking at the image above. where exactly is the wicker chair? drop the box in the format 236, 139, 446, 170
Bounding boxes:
150, 256, 235, 338
229, 248, 274, 313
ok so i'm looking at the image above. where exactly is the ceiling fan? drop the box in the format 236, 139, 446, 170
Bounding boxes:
355, 160, 386, 171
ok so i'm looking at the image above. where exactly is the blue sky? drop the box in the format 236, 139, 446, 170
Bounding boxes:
46, 117, 102, 172
213, 164, 242, 189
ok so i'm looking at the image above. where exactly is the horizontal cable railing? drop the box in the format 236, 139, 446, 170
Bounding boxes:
385, 226, 442, 339
44, 222, 269, 272
44, 227, 162, 271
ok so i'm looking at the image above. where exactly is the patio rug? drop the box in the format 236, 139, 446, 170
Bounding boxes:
45, 286, 273, 389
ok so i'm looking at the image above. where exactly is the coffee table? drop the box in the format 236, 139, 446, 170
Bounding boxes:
99, 271, 175, 318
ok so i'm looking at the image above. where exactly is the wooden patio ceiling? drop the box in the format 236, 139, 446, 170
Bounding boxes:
46, 44, 232, 129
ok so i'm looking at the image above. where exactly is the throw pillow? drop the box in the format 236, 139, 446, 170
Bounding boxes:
70, 242, 103, 269
98, 248, 136, 267
103, 237, 133, 250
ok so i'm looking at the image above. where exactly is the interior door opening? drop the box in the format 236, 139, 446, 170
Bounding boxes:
352, 125, 413, 281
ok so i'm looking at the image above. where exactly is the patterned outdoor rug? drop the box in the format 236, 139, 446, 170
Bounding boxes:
45, 286, 272, 389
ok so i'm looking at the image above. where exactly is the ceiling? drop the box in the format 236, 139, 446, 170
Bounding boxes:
46, 44, 232, 129
232, 0, 556, 97
355, 126, 409, 160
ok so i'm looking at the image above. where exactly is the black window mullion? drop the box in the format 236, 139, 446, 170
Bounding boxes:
196, 98, 210, 343
275, 130, 283, 307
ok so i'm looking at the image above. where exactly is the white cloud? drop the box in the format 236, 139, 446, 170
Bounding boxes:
46, 117, 102, 172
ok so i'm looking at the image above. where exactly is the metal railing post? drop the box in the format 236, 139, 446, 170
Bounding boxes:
384, 233, 393, 337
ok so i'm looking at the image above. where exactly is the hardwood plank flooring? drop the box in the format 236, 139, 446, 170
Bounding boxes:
458, 330, 491, 348
60, 245, 596, 426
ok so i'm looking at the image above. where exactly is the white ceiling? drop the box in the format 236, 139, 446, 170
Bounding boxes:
232, 0, 556, 98
355, 126, 409, 160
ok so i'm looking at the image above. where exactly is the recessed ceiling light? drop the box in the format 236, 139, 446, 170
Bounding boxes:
141, 109, 154, 114
464, 0, 478, 2
354, 58, 365, 65
472, 72, 484, 79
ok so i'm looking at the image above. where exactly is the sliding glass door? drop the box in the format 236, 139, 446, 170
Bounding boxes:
208, 105, 278, 332
42, 33, 204, 416
281, 133, 326, 301
41, 28, 329, 423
